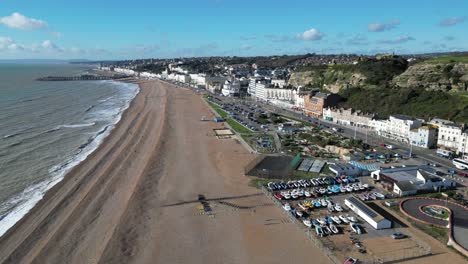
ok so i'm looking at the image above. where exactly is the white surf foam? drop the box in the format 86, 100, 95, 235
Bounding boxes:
0, 81, 140, 237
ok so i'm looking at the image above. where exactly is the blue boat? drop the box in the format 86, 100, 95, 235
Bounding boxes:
330, 185, 341, 193
315, 225, 324, 237
324, 216, 333, 223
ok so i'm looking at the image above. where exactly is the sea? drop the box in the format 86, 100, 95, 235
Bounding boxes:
0, 63, 139, 236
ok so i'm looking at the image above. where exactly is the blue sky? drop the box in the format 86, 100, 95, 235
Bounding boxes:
0, 0, 467, 59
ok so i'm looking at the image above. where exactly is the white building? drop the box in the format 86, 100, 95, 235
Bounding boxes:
437, 123, 468, 154
254, 83, 267, 101
265, 87, 294, 101
189, 73, 207, 88
344, 196, 392, 229
371, 166, 456, 197
380, 115, 422, 143
293, 88, 306, 109
221, 80, 240, 97
140, 71, 158, 79
323, 107, 374, 128
409, 125, 438, 149
114, 67, 138, 76
271, 79, 286, 88
369, 119, 388, 136
328, 163, 361, 176
205, 76, 227, 94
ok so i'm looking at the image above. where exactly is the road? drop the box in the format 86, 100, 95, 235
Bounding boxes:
161, 81, 468, 186
401, 198, 468, 252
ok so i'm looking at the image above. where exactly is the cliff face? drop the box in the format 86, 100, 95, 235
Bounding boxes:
288, 69, 366, 93
392, 63, 468, 91
289, 57, 408, 92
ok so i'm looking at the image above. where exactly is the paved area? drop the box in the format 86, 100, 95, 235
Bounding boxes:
401, 198, 468, 251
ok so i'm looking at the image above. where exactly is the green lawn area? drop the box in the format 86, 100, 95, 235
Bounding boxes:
205, 98, 254, 134
422, 206, 450, 219
226, 118, 253, 134
206, 101, 228, 118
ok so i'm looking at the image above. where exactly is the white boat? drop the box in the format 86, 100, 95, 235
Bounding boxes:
291, 191, 299, 199
350, 223, 361, 234
329, 223, 339, 234
340, 186, 346, 193
304, 190, 312, 197
319, 188, 326, 195
320, 199, 327, 207
347, 215, 357, 223
339, 215, 349, 223
283, 203, 291, 211
322, 225, 331, 235
373, 192, 385, 199
331, 216, 342, 225
297, 189, 304, 197
334, 204, 343, 212
346, 186, 353, 192
303, 219, 312, 227
362, 183, 369, 189
296, 210, 304, 217
317, 218, 326, 225
358, 184, 365, 190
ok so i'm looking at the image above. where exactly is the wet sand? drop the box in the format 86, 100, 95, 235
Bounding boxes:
0, 80, 329, 264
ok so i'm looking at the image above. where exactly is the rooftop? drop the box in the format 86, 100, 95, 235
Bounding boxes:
346, 196, 387, 223
391, 114, 415, 121
394, 181, 417, 192
379, 165, 435, 182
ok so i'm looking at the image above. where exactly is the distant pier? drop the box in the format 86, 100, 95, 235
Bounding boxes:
37, 74, 131, 81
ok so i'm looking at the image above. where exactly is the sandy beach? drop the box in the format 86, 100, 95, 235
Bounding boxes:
0, 80, 330, 264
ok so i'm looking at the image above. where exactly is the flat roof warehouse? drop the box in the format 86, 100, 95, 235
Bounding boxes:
345, 196, 391, 229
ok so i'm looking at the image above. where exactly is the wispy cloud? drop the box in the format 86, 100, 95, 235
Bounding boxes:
241, 44, 252, 50
346, 34, 369, 46
438, 17, 466, 27
368, 20, 400, 32
240, 35, 257, 41
49, 31, 63, 38
0, 12, 48, 30
379, 36, 415, 44
444, 36, 455, 41
41, 40, 63, 52
297, 28, 323, 41
265, 34, 294, 42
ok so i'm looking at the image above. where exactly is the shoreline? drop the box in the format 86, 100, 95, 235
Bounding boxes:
0, 79, 147, 251
0, 80, 333, 264
0, 78, 140, 238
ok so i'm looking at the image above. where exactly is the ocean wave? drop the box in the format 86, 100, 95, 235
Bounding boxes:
57, 122, 96, 129
3, 133, 20, 139
0, 80, 140, 237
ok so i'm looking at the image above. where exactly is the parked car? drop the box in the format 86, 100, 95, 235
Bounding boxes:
344, 257, 358, 264
391, 232, 406, 239
458, 172, 468, 178
386, 144, 394, 149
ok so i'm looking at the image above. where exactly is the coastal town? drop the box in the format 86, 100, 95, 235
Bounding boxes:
93, 53, 468, 263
